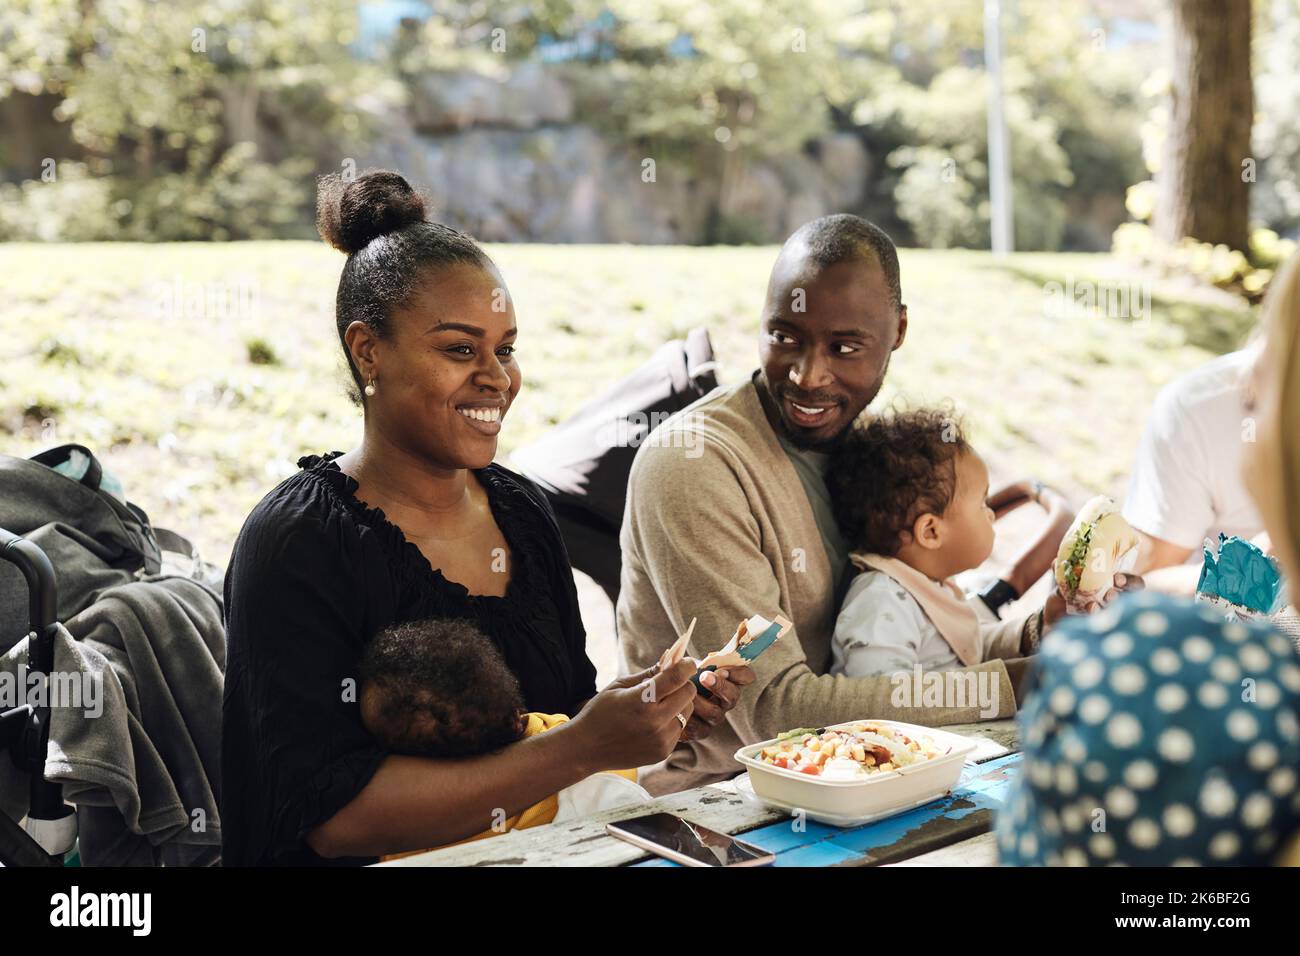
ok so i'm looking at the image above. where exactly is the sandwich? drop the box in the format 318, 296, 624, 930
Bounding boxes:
1054, 495, 1139, 609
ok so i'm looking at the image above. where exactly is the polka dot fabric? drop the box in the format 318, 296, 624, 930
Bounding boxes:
997, 591, 1300, 866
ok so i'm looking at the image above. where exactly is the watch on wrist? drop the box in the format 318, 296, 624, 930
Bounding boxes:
977, 577, 1021, 617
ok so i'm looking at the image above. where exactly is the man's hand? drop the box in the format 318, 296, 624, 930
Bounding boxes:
679, 666, 755, 741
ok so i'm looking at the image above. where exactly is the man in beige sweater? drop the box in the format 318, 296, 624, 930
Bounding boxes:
617, 215, 1034, 795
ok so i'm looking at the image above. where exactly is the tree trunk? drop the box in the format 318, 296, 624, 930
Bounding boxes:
1156, 0, 1253, 251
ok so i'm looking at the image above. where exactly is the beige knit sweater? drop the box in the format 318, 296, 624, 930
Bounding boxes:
616, 374, 1032, 795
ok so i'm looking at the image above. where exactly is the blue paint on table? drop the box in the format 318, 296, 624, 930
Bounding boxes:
633, 752, 1021, 867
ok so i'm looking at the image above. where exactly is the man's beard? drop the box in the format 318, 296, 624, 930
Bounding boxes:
765, 354, 890, 451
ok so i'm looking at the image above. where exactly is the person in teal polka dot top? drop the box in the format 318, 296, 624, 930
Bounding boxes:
998, 251, 1300, 866
998, 593, 1300, 865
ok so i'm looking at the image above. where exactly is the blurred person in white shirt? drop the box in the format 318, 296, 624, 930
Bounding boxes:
1122, 339, 1270, 593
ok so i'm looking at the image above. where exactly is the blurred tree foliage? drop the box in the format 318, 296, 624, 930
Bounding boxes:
1109, 0, 1299, 300
583, 0, 864, 243
2, 0, 1295, 251
849, 0, 1151, 251
394, 0, 1154, 249
387, 0, 863, 241
0, 0, 383, 240
1254, 0, 1300, 238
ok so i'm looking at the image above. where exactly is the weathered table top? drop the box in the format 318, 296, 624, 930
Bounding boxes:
378, 718, 1019, 867
632, 752, 1020, 867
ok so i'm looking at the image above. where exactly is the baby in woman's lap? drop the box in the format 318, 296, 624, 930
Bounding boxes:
358, 618, 646, 859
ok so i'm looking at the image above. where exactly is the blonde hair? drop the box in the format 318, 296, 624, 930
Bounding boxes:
1261, 252, 1300, 567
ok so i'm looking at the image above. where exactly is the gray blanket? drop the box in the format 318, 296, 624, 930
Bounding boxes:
0, 575, 224, 865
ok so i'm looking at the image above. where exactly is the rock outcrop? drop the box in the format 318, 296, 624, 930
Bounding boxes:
355, 64, 868, 243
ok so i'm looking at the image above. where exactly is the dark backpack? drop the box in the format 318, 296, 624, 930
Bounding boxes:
0, 444, 214, 652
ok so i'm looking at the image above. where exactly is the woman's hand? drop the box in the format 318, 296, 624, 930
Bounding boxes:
568, 660, 698, 773
1046, 572, 1146, 627
681, 666, 755, 741
1086, 571, 1145, 612
1070, 571, 1145, 615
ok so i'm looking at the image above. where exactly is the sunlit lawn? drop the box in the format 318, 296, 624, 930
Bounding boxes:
0, 241, 1255, 570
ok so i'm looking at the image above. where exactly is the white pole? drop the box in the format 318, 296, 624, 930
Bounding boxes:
985, 0, 1014, 255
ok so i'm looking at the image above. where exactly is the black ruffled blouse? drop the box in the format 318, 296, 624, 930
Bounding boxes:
220, 452, 597, 866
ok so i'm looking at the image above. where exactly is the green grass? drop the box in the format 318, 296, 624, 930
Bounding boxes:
0, 242, 1257, 569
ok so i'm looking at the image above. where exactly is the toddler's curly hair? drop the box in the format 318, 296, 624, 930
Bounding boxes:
828, 406, 971, 557
358, 617, 526, 757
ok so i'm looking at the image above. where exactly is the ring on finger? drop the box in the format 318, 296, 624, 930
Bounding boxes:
675, 712, 688, 730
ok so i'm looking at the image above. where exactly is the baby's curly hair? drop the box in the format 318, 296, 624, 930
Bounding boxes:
358, 618, 526, 758
828, 406, 971, 557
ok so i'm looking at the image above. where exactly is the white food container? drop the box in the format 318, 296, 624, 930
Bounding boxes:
733, 719, 979, 826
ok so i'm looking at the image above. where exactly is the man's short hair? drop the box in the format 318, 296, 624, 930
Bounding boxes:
790, 214, 902, 312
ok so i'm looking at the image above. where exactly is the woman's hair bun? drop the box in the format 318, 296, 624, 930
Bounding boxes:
316, 169, 427, 254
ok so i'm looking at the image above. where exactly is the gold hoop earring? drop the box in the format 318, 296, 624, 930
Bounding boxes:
364, 377, 376, 397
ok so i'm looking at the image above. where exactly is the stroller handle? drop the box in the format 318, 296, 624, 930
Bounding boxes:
0, 527, 70, 855
0, 528, 58, 669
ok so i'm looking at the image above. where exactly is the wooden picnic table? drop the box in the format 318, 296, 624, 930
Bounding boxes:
378, 718, 1019, 867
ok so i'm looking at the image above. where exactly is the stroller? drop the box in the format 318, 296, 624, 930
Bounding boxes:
0, 527, 76, 866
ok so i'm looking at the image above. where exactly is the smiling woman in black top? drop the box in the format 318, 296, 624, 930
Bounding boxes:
220, 170, 752, 866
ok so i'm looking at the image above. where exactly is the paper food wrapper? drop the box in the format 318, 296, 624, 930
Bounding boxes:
553, 773, 652, 824
658, 617, 696, 670
697, 613, 792, 670
658, 613, 790, 673
1197, 533, 1285, 616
